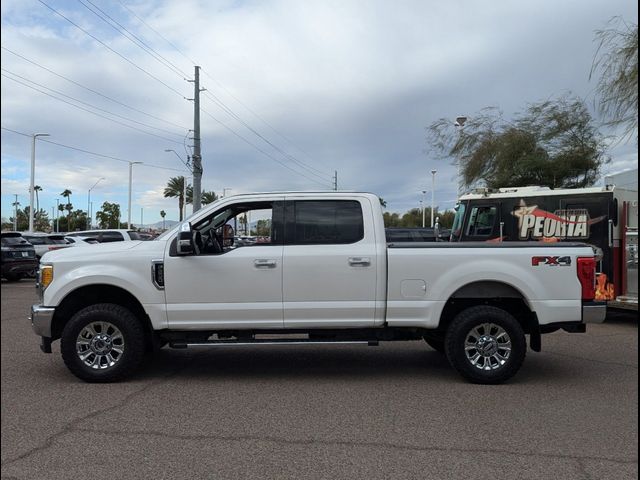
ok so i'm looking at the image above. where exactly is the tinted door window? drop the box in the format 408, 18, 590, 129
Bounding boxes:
288, 200, 364, 245
100, 232, 124, 242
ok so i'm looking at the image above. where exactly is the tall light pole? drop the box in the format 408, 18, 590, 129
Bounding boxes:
29, 133, 50, 232
421, 191, 426, 228
430, 170, 437, 228
87, 177, 105, 229
454, 116, 467, 198
128, 161, 142, 228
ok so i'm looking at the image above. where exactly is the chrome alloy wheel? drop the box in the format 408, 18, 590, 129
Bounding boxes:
464, 323, 512, 371
76, 321, 125, 370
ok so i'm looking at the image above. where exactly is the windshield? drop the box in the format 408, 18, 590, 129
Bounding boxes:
450, 202, 466, 241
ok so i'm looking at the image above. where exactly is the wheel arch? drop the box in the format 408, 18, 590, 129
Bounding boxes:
437, 281, 540, 347
51, 284, 155, 349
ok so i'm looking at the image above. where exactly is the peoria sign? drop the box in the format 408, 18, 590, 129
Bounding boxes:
512, 200, 605, 240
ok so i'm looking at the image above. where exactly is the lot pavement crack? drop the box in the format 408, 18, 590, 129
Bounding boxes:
0, 353, 206, 468
67, 428, 638, 467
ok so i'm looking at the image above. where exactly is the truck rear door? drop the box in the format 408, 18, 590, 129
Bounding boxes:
282, 198, 379, 328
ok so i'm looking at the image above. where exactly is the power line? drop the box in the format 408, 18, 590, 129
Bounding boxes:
1, 126, 188, 172
202, 91, 333, 182
77, 0, 191, 80
110, 2, 331, 180
36, 0, 187, 99
199, 108, 333, 188
1, 46, 189, 131
115, 0, 198, 66
200, 67, 329, 176
1, 70, 184, 145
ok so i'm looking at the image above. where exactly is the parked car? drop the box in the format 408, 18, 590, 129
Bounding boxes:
66, 229, 143, 243
64, 236, 99, 246
1, 232, 38, 281
21, 233, 71, 260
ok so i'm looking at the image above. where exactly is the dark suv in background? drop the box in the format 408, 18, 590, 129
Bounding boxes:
1, 232, 38, 281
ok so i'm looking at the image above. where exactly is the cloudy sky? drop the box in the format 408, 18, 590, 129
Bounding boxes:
1, 0, 637, 225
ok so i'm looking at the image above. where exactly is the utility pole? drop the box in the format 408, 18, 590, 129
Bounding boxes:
454, 116, 467, 198
421, 191, 426, 228
128, 161, 142, 228
189, 66, 204, 212
333, 171, 338, 191
141, 207, 144, 229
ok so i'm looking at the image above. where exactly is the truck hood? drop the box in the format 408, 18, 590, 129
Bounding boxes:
41, 240, 166, 263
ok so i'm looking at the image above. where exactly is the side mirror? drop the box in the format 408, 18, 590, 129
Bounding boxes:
176, 222, 194, 255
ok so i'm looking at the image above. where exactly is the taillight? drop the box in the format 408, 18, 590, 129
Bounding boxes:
577, 257, 596, 300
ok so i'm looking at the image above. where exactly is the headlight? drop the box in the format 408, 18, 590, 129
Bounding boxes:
40, 265, 53, 290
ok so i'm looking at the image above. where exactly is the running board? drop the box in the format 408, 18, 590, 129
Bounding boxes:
169, 339, 379, 348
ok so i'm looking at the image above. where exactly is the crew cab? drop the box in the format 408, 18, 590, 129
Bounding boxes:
30, 192, 605, 384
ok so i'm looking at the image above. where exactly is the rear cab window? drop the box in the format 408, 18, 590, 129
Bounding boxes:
287, 200, 364, 245
100, 232, 124, 242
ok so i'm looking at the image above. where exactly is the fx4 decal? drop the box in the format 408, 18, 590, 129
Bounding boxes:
531, 256, 572, 267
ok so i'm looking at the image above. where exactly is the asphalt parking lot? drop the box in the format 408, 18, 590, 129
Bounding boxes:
1, 279, 637, 480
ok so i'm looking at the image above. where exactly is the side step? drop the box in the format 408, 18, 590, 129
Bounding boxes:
169, 338, 379, 349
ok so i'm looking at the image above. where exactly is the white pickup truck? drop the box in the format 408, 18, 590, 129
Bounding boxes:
30, 192, 606, 384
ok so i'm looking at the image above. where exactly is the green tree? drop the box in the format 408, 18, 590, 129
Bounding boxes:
426, 95, 609, 190
60, 189, 73, 230
95, 202, 121, 229
186, 187, 218, 205
10, 207, 50, 232
164, 177, 187, 221
255, 219, 271, 236
591, 18, 638, 143
160, 210, 166, 230
33, 185, 42, 219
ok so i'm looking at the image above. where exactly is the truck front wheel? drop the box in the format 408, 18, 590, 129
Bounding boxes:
445, 306, 526, 384
61, 303, 146, 383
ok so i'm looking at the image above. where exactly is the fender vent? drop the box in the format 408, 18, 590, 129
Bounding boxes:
151, 260, 164, 289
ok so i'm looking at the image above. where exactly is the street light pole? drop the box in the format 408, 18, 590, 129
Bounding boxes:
55, 198, 59, 233
431, 170, 437, 228
87, 177, 105, 230
421, 191, 426, 228
29, 133, 50, 232
128, 162, 142, 228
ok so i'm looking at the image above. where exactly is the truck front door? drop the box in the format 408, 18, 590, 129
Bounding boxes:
163, 199, 285, 329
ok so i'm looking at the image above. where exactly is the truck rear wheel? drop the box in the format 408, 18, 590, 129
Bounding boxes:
445, 305, 526, 384
61, 303, 145, 383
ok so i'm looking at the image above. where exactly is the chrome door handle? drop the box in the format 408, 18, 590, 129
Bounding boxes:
254, 259, 277, 268
348, 257, 371, 267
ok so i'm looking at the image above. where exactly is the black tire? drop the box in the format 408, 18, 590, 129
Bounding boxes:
61, 303, 146, 383
423, 336, 445, 354
445, 305, 526, 384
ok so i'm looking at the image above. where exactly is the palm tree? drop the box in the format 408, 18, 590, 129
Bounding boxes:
160, 210, 166, 230
163, 177, 186, 221
201, 191, 218, 205
185, 188, 218, 205
61, 189, 72, 231
34, 185, 42, 219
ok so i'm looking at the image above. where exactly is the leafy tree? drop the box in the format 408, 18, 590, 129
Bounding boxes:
426, 95, 609, 190
164, 177, 187, 221
9, 207, 50, 232
255, 219, 271, 236
95, 202, 121, 229
591, 18, 638, 143
379, 197, 387, 208
56, 209, 87, 232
